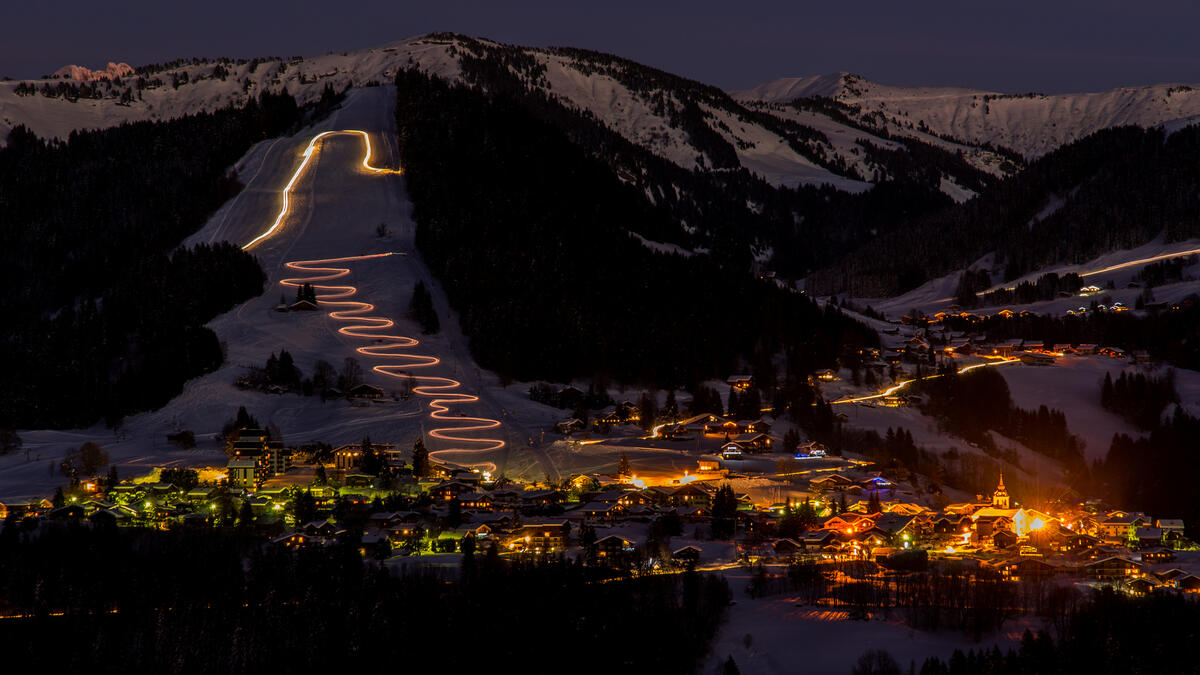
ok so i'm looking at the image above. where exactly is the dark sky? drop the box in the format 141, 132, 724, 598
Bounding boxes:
4, 1, 1198, 93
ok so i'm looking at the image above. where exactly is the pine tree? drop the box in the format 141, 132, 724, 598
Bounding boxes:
617, 452, 632, 477
412, 439, 431, 478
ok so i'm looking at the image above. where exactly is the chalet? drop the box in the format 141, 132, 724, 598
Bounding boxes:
508, 520, 570, 552
720, 444, 743, 460
1020, 352, 1056, 366
272, 532, 319, 549
999, 557, 1061, 580
1156, 519, 1185, 537
726, 375, 753, 391
518, 489, 564, 507
1135, 527, 1165, 547
794, 441, 827, 458
1021, 340, 1045, 351
696, 459, 722, 473
1099, 347, 1128, 359
347, 383, 385, 399
721, 433, 772, 454
428, 481, 473, 501
1141, 547, 1176, 563
993, 530, 1019, 549
993, 339, 1022, 357
1085, 556, 1143, 580
1099, 514, 1145, 540
672, 545, 702, 564
932, 514, 973, 535
288, 299, 319, 311
867, 513, 917, 541
809, 474, 855, 492
577, 502, 620, 522
661, 484, 712, 508
798, 529, 839, 549
739, 419, 772, 434
595, 535, 638, 559
822, 513, 872, 535
1053, 344, 1072, 354
858, 475, 896, 491
458, 493, 494, 510
1075, 343, 1098, 355
773, 538, 803, 557
303, 520, 339, 538
555, 418, 586, 435
593, 408, 623, 428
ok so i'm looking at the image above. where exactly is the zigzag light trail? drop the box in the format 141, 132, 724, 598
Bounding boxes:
244, 130, 502, 471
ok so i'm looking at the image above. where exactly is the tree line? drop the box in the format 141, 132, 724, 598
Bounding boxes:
0, 522, 730, 674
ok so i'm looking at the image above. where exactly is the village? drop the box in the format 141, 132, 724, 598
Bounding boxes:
4, 386, 1194, 600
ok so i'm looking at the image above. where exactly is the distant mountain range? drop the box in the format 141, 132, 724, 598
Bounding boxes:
734, 72, 1200, 159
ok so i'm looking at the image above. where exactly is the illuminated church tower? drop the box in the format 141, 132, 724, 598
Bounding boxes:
992, 473, 1010, 509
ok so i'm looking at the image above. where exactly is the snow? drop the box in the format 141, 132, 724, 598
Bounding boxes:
0, 35, 465, 145
939, 176, 977, 203
736, 74, 1200, 159
703, 567, 1033, 674
997, 356, 1145, 462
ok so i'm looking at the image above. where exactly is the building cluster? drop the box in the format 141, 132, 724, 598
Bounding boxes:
750, 473, 1196, 595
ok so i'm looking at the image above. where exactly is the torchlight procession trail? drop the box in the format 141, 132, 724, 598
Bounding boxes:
243, 130, 503, 472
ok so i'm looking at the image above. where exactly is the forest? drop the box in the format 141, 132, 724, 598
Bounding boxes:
0, 522, 730, 674
434, 34, 981, 282
812, 124, 1200, 297
0, 92, 303, 429
393, 66, 878, 387
918, 367, 1087, 479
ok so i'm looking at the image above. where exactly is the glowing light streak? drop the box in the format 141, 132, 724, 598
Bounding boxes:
281, 255, 503, 473
254, 129, 498, 471
832, 357, 1018, 405
243, 130, 401, 251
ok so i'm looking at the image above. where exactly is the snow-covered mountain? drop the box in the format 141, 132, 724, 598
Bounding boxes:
0, 35, 999, 197
51, 61, 135, 81
734, 72, 1200, 159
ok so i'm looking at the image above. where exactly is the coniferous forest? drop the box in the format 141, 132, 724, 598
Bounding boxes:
393, 67, 878, 387
0, 93, 303, 429
0, 523, 730, 674
812, 124, 1200, 296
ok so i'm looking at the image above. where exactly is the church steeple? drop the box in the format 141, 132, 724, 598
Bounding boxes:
992, 473, 1010, 509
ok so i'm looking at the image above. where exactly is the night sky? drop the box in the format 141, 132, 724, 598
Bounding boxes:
4, 0, 1199, 93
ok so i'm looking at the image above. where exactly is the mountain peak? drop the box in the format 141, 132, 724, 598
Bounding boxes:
51, 62, 135, 82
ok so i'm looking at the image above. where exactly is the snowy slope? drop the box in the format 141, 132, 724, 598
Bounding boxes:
0, 36, 463, 145
0, 36, 879, 193
735, 73, 1200, 158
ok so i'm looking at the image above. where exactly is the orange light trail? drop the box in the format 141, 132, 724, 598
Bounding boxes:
280, 256, 503, 472
243, 130, 401, 251
831, 356, 1018, 405
251, 129, 500, 471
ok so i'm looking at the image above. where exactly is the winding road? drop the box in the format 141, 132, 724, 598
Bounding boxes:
242, 129, 505, 472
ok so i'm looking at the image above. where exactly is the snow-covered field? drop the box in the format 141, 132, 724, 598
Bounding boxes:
703, 567, 1035, 675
